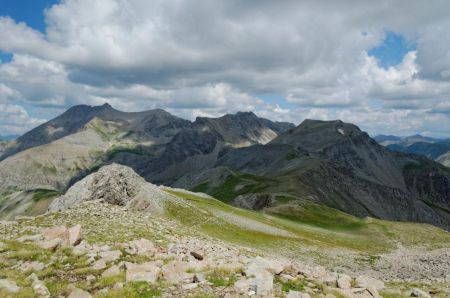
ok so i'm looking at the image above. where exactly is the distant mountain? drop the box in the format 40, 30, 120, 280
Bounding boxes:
1, 104, 449, 230
374, 134, 450, 167
0, 104, 294, 218
0, 103, 191, 160
175, 120, 450, 230
0, 134, 19, 141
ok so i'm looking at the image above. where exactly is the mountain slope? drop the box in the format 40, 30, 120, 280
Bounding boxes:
0, 103, 190, 160
130, 112, 294, 182
175, 119, 450, 230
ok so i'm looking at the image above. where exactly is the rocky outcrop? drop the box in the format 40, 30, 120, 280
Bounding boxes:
48, 164, 180, 214
233, 193, 275, 210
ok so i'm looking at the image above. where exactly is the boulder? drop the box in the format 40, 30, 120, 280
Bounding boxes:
67, 288, 92, 298
38, 238, 64, 251
254, 269, 274, 297
337, 274, 352, 289
367, 286, 382, 298
411, 288, 431, 298
286, 291, 311, 298
99, 250, 122, 263
68, 225, 83, 246
245, 256, 284, 276
92, 259, 107, 270
126, 238, 157, 257
190, 251, 204, 261
161, 261, 191, 284
0, 279, 20, 293
102, 265, 121, 278
355, 275, 385, 291
125, 262, 160, 283
42, 226, 69, 243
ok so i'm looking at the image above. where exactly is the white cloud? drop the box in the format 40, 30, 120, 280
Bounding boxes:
0, 0, 450, 136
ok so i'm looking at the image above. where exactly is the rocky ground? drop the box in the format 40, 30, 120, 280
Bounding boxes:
0, 200, 449, 298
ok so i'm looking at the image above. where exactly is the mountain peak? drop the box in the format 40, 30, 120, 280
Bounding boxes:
272, 119, 365, 152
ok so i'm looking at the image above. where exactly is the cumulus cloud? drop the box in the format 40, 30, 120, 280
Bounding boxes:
0, 0, 450, 136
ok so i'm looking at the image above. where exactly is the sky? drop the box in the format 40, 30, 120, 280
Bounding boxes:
1, 1, 450, 138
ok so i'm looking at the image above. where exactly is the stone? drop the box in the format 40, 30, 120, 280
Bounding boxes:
411, 288, 431, 298
355, 275, 385, 290
42, 226, 69, 244
86, 275, 96, 282
125, 262, 161, 283
102, 265, 121, 278
67, 288, 92, 298
38, 238, 63, 251
337, 274, 352, 289
234, 278, 256, 294
68, 225, 83, 246
286, 291, 311, 298
19, 261, 45, 272
32, 280, 51, 298
92, 259, 107, 270
367, 286, 382, 298
182, 283, 198, 290
0, 279, 20, 293
161, 261, 191, 284
17, 234, 44, 243
99, 250, 122, 263
245, 256, 284, 276
254, 269, 273, 297
190, 251, 204, 260
126, 238, 157, 257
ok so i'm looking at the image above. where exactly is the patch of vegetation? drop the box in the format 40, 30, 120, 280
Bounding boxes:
106, 145, 149, 160
95, 272, 126, 289
274, 276, 306, 292
267, 201, 367, 231
206, 269, 238, 287
31, 189, 61, 202
191, 170, 277, 203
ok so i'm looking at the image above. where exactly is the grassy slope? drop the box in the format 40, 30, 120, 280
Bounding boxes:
165, 190, 450, 262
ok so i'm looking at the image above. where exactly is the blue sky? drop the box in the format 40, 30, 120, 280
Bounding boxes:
368, 31, 417, 68
0, 1, 450, 137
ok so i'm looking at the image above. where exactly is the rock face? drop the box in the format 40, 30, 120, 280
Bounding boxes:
48, 164, 180, 213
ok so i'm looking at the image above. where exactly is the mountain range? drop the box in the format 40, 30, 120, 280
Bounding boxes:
1, 104, 449, 231
374, 134, 450, 167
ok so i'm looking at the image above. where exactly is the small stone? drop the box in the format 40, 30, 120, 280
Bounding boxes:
68, 225, 82, 246
67, 288, 92, 298
125, 262, 160, 283
114, 282, 123, 289
0, 279, 20, 293
102, 265, 121, 278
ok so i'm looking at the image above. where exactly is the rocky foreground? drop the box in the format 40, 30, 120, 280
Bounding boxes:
0, 200, 448, 298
